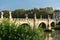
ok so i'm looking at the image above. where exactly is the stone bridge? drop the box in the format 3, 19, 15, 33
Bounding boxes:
11, 18, 56, 30
0, 11, 56, 30
56, 19, 60, 24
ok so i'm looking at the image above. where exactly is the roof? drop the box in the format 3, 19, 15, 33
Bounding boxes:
54, 10, 60, 12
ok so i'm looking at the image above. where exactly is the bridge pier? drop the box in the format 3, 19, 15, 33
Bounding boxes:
49, 25, 51, 30
34, 13, 36, 27
47, 15, 52, 30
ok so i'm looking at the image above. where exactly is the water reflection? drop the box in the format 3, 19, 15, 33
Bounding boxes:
44, 30, 60, 40
44, 32, 53, 40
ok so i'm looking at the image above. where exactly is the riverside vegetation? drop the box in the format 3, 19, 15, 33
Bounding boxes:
0, 18, 44, 40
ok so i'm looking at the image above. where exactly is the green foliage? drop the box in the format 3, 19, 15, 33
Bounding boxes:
0, 18, 44, 40
2, 10, 10, 18
1, 7, 53, 18
12, 9, 26, 18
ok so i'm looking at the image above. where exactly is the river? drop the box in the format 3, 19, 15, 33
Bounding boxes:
44, 30, 60, 40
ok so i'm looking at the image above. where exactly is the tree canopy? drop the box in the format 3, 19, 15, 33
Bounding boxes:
0, 7, 54, 18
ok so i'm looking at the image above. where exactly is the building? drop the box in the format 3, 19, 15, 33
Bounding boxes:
53, 10, 60, 19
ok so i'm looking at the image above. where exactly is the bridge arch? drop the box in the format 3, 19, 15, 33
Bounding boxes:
18, 23, 31, 32
50, 22, 55, 27
58, 22, 60, 25
57, 20, 60, 25
20, 23, 30, 27
20, 23, 31, 29
38, 22, 46, 29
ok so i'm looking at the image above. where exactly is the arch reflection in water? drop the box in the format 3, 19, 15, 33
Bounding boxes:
44, 32, 53, 40
57, 21, 60, 25
44, 31, 60, 40
53, 31, 60, 40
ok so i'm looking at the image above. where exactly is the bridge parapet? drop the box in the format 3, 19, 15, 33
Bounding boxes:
11, 18, 34, 21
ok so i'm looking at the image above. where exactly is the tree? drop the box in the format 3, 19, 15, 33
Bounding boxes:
1, 7, 54, 19
0, 12, 1, 18
13, 9, 26, 18
39, 7, 53, 18
2, 10, 11, 18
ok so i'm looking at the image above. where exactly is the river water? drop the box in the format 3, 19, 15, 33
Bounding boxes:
44, 30, 60, 40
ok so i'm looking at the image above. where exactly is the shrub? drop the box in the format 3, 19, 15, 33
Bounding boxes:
0, 18, 44, 40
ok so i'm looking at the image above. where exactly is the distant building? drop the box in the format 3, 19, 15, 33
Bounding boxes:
53, 10, 60, 19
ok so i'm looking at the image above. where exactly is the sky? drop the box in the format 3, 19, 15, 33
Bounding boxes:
0, 0, 60, 10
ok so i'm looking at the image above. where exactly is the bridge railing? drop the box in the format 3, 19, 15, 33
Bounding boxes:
0, 18, 56, 21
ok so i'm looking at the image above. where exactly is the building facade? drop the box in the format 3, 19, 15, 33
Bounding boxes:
53, 10, 60, 19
